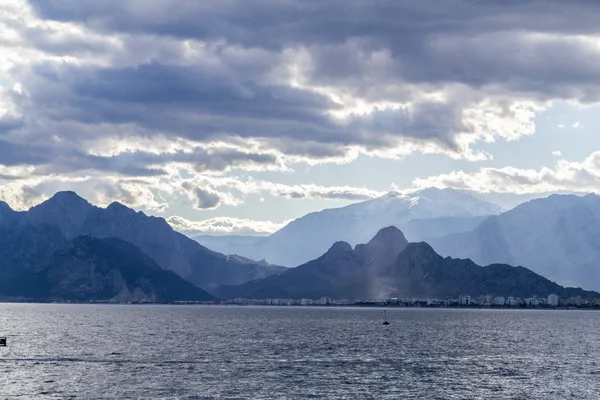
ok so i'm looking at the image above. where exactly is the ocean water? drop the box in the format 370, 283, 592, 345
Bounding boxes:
1, 304, 599, 399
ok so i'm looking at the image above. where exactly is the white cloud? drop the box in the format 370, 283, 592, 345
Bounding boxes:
552, 150, 562, 156
573, 121, 582, 128
413, 151, 600, 194
6, 0, 600, 216
5, 0, 600, 177
182, 175, 386, 205
166, 215, 290, 235
0, 174, 170, 212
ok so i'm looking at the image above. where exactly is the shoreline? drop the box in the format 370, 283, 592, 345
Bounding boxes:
0, 300, 598, 311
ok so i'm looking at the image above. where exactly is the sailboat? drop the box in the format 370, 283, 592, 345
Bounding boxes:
382, 310, 390, 325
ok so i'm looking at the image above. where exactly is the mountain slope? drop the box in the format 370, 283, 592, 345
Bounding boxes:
219, 226, 409, 299
0, 201, 21, 228
0, 224, 68, 282
237, 188, 502, 266
219, 227, 598, 300
192, 215, 487, 261
429, 194, 600, 290
192, 235, 263, 258
387, 242, 593, 299
0, 236, 216, 302
3, 191, 284, 291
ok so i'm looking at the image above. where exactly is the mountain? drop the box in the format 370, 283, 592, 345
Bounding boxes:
1, 191, 284, 291
429, 194, 600, 291
214, 188, 502, 267
192, 235, 263, 259
219, 226, 409, 299
0, 201, 21, 228
0, 236, 215, 302
218, 227, 598, 300
400, 215, 487, 241
192, 215, 486, 261
0, 224, 67, 281
386, 242, 595, 299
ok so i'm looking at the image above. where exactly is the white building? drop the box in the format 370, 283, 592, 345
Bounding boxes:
300, 298, 312, 305
494, 296, 505, 306
481, 295, 493, 306
525, 297, 540, 306
460, 295, 471, 305
333, 299, 350, 305
506, 297, 517, 306
320, 297, 331, 305
547, 293, 559, 307
568, 296, 582, 306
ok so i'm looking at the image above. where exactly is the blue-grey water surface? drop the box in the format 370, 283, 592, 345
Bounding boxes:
1, 304, 599, 399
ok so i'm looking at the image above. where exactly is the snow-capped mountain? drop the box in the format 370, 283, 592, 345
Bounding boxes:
195, 187, 503, 267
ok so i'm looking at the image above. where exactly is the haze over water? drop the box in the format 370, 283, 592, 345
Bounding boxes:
1, 304, 599, 399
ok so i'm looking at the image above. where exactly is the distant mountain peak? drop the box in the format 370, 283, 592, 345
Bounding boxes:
365, 226, 409, 253
383, 191, 403, 198
326, 241, 353, 255
47, 191, 89, 205
106, 201, 135, 214
401, 241, 441, 259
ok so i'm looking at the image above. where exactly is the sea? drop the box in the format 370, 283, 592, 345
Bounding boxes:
1, 304, 599, 399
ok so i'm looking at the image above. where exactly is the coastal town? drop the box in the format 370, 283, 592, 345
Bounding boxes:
221, 294, 600, 309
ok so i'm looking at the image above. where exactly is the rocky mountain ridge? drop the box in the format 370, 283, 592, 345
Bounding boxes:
0, 192, 285, 291
429, 193, 600, 291
218, 226, 598, 300
194, 188, 501, 266
0, 236, 215, 302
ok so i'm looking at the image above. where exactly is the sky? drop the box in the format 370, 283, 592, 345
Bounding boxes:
2, 0, 600, 235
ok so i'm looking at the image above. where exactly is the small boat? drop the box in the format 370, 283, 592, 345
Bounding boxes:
383, 310, 390, 325
0, 337, 6, 347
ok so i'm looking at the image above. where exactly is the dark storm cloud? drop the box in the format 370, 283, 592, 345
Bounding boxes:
0, 116, 24, 135
28, 1, 600, 47
192, 188, 221, 209
0, 140, 54, 166
22, 144, 281, 178
5, 0, 600, 175
19, 61, 342, 144
0, 139, 164, 176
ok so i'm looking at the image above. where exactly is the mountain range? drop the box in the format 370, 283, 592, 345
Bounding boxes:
194, 190, 600, 292
429, 193, 600, 291
194, 188, 502, 267
0, 192, 285, 297
2, 190, 600, 302
218, 227, 598, 300
0, 236, 215, 302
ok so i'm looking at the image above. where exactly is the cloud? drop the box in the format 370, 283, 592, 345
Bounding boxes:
183, 175, 386, 205
166, 215, 289, 235
573, 121, 582, 128
552, 150, 562, 156
413, 151, 600, 194
192, 188, 221, 210
4, 0, 600, 210
6, 0, 600, 167
0, 175, 169, 212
